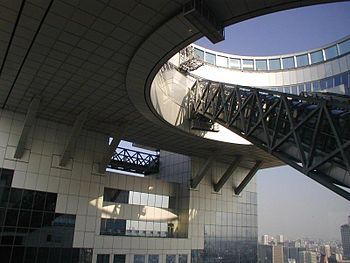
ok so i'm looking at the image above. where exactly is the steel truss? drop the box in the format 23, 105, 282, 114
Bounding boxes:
191, 80, 350, 200
108, 147, 159, 175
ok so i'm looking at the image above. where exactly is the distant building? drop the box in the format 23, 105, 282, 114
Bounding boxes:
321, 245, 331, 258
277, 235, 284, 244
258, 244, 273, 263
262, 235, 269, 245
273, 245, 284, 263
299, 251, 317, 263
341, 216, 350, 259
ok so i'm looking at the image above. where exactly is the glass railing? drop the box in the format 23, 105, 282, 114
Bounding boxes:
191, 35, 350, 72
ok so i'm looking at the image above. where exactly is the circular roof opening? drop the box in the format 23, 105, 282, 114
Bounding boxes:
196, 2, 350, 56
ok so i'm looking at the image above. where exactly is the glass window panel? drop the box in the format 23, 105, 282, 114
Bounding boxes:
114, 255, 126, 263
229, 58, 241, 69
44, 193, 57, 211
205, 52, 216, 65
132, 191, 141, 205
324, 45, 338, 60
256, 60, 267, 70
282, 57, 294, 69
21, 190, 35, 209
339, 39, 350, 55
326, 78, 333, 88
166, 255, 176, 263
312, 81, 320, 91
161, 196, 169, 208
305, 83, 311, 92
296, 54, 308, 67
216, 55, 228, 67
104, 188, 129, 204
5, 209, 19, 226
194, 48, 204, 60
155, 195, 162, 207
147, 193, 156, 206
9, 188, 23, 209
0, 169, 13, 187
242, 59, 254, 70
298, 85, 304, 93
291, 86, 297, 95
33, 192, 46, 210
149, 255, 159, 263
335, 75, 341, 86
0, 187, 10, 207
140, 193, 148, 206
269, 59, 281, 70
97, 254, 110, 263
283, 86, 290, 94
310, 50, 323, 64
179, 255, 188, 263
134, 255, 145, 263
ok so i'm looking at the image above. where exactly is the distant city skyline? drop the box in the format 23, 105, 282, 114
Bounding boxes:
196, 2, 350, 240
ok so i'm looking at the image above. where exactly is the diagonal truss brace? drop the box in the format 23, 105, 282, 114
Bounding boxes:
213, 155, 242, 192
14, 97, 40, 159
190, 155, 215, 189
59, 110, 88, 167
234, 161, 262, 195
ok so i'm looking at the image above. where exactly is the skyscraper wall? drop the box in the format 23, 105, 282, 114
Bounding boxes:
341, 217, 350, 259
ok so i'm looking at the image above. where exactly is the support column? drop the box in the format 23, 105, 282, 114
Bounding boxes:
14, 97, 40, 159
59, 110, 88, 167
213, 156, 242, 192
234, 161, 262, 195
190, 155, 215, 189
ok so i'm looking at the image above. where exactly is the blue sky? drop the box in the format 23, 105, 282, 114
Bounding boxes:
196, 2, 350, 240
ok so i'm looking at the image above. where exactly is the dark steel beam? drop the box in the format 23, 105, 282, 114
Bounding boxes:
234, 161, 262, 195
190, 155, 215, 189
213, 156, 242, 192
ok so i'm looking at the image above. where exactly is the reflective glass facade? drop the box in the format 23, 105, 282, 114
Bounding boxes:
266, 70, 350, 95
192, 191, 258, 263
0, 169, 92, 263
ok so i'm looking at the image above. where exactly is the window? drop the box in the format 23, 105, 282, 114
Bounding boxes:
205, 52, 216, 65
179, 254, 188, 263
296, 54, 308, 67
100, 218, 126, 235
194, 48, 204, 60
97, 254, 110, 263
339, 39, 350, 55
324, 45, 338, 60
312, 81, 320, 91
166, 255, 176, 263
104, 188, 129, 203
134, 255, 145, 263
256, 60, 267, 70
242, 59, 254, 70
216, 55, 228, 67
114, 254, 126, 263
148, 255, 159, 263
305, 83, 311, 92
310, 50, 323, 64
282, 57, 294, 69
229, 58, 241, 69
269, 58, 281, 70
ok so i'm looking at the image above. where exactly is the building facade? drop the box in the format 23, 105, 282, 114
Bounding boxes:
341, 217, 350, 260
